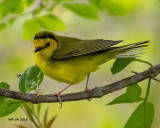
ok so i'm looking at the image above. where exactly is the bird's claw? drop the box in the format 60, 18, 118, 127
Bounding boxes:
85, 88, 92, 92
85, 88, 92, 101
52, 92, 62, 108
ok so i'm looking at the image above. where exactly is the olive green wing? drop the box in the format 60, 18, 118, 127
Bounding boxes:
52, 35, 123, 59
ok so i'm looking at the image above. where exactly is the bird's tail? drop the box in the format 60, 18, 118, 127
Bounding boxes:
108, 41, 149, 58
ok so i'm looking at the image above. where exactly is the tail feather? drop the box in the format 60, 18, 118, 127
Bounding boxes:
124, 40, 149, 46
115, 55, 142, 58
108, 40, 149, 58
121, 48, 147, 53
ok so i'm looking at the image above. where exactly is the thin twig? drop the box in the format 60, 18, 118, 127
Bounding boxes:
152, 77, 160, 82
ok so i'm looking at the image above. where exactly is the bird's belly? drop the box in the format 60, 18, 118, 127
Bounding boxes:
36, 53, 110, 84
43, 60, 92, 84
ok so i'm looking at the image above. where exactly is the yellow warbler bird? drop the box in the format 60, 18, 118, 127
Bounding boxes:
33, 31, 149, 105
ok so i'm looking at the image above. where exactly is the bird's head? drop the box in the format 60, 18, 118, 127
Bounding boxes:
33, 31, 58, 59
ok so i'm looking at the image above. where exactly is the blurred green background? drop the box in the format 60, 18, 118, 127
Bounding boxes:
0, 0, 160, 127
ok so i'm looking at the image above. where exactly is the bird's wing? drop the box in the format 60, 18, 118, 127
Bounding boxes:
52, 36, 123, 59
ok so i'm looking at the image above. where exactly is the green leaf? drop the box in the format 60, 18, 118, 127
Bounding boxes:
0, 98, 21, 117
9, 18, 16, 26
0, 82, 21, 117
28, 103, 35, 115
21, 103, 36, 123
126, 84, 142, 98
0, 0, 23, 19
11, 0, 24, 14
124, 102, 154, 128
23, 19, 41, 40
0, 82, 10, 89
26, 0, 34, 6
44, 107, 49, 128
0, 82, 10, 100
111, 58, 135, 74
44, 0, 49, 2
89, 0, 101, 7
34, 6, 45, 15
0, 0, 12, 18
47, 115, 57, 128
108, 84, 143, 105
55, 0, 74, 2
99, 0, 129, 16
65, 3, 99, 19
89, 0, 98, 4
18, 65, 44, 93
37, 103, 41, 115
0, 23, 6, 31
37, 14, 65, 31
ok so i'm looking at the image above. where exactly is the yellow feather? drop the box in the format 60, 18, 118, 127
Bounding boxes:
33, 31, 149, 85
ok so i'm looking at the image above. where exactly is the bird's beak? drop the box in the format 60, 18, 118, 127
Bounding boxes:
34, 47, 43, 53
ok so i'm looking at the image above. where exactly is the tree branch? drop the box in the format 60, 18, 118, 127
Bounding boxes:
0, 64, 160, 104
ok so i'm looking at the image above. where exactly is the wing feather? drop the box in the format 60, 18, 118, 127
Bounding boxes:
52, 36, 123, 59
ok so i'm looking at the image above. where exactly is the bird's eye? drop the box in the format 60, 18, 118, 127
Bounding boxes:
46, 42, 50, 46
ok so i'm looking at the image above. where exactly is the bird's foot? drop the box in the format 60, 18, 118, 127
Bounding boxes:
52, 92, 62, 108
52, 84, 73, 108
85, 88, 92, 101
85, 88, 92, 92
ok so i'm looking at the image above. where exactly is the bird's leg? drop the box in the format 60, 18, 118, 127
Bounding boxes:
52, 84, 73, 108
85, 73, 92, 92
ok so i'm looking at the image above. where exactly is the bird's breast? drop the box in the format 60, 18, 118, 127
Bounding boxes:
34, 53, 109, 84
